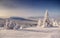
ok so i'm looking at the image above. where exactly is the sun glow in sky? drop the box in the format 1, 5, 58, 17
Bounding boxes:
0, 0, 60, 18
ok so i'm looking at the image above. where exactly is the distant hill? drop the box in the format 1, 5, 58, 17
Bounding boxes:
10, 17, 36, 22
28, 16, 44, 20
0, 18, 5, 20
28, 16, 60, 22
28, 16, 44, 19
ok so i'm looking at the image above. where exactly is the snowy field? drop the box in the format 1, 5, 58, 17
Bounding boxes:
0, 28, 60, 38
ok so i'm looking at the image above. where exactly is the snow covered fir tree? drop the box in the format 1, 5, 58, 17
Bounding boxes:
37, 10, 59, 28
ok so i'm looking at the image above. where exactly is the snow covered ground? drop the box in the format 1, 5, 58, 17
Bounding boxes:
0, 28, 60, 38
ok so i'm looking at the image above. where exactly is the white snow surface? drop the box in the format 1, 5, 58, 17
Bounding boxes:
0, 27, 60, 38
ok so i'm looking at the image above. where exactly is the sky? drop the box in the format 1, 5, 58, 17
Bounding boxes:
0, 0, 60, 18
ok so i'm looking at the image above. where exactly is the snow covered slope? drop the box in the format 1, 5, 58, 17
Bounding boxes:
0, 29, 60, 38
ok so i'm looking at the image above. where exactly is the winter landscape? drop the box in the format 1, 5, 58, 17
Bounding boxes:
0, 0, 60, 38
0, 10, 60, 38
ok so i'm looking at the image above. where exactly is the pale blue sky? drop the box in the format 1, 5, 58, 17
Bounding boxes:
0, 0, 60, 18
